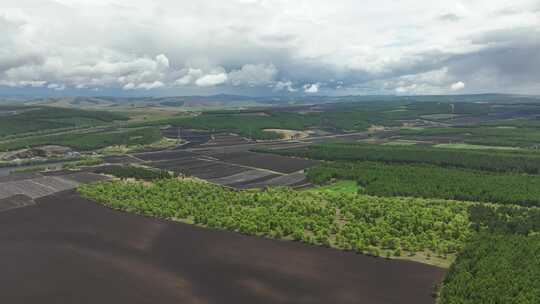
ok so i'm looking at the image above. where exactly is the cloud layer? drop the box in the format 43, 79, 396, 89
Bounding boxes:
0, 0, 539, 96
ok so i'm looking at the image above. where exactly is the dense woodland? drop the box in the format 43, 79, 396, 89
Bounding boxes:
468, 204, 540, 235
306, 161, 540, 206
79, 179, 473, 259
399, 125, 540, 148
439, 233, 540, 304
262, 143, 540, 174
0, 106, 128, 137
0, 127, 161, 151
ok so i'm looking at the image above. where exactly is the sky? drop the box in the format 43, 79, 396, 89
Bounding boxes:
0, 0, 539, 96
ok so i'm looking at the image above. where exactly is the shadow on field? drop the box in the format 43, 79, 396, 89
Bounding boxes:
0, 190, 445, 304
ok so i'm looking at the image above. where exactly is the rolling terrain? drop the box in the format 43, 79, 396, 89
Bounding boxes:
2, 95, 540, 303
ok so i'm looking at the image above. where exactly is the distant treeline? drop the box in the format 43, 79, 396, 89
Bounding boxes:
306, 161, 540, 207
0, 128, 161, 151
0, 106, 128, 137
258, 143, 540, 174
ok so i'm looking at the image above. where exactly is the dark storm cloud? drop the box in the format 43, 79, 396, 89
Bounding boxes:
438, 13, 463, 22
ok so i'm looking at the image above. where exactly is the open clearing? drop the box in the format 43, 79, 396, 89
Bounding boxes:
0, 190, 446, 304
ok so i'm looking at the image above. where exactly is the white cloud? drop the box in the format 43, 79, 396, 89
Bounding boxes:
47, 83, 66, 91
228, 64, 278, 86
195, 73, 228, 87
123, 81, 164, 90
155, 54, 170, 70
0, 0, 538, 95
451, 81, 466, 91
274, 80, 297, 92
175, 68, 203, 86
395, 84, 418, 94
303, 83, 320, 93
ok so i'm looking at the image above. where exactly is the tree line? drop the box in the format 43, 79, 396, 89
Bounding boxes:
306, 161, 540, 207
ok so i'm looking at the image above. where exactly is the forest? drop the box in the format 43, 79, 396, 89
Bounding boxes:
399, 125, 540, 148
260, 143, 540, 174
439, 233, 540, 304
306, 161, 540, 206
0, 127, 162, 151
0, 106, 128, 138
79, 179, 473, 262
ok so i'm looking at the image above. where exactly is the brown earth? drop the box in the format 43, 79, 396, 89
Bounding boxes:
0, 190, 446, 304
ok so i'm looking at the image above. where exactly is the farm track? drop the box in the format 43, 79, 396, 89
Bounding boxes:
0, 190, 446, 304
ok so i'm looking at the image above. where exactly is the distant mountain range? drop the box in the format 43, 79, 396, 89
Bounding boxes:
1, 94, 539, 109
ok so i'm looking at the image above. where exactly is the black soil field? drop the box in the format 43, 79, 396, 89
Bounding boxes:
162, 127, 212, 147
104, 155, 143, 164
133, 150, 197, 162
0, 190, 445, 304
214, 151, 319, 174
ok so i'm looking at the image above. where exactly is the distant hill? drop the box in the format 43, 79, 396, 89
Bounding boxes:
3, 94, 540, 110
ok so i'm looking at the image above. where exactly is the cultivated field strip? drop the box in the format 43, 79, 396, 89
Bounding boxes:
133, 150, 197, 161
190, 163, 249, 179
0, 172, 109, 200
0, 173, 41, 183
103, 155, 143, 164
201, 133, 251, 147
31, 176, 80, 192
208, 169, 276, 186
213, 151, 318, 174
61, 172, 110, 184
0, 195, 35, 212
239, 172, 309, 189
0, 190, 446, 304
227, 172, 281, 188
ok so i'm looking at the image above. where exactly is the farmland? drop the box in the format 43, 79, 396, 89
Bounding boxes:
0, 190, 445, 304
3, 95, 540, 303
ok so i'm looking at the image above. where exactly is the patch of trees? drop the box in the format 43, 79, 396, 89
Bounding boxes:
400, 126, 540, 148
0, 127, 162, 151
469, 204, 540, 235
306, 161, 540, 207
439, 233, 540, 304
265, 143, 540, 174
0, 106, 128, 137
79, 179, 473, 258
